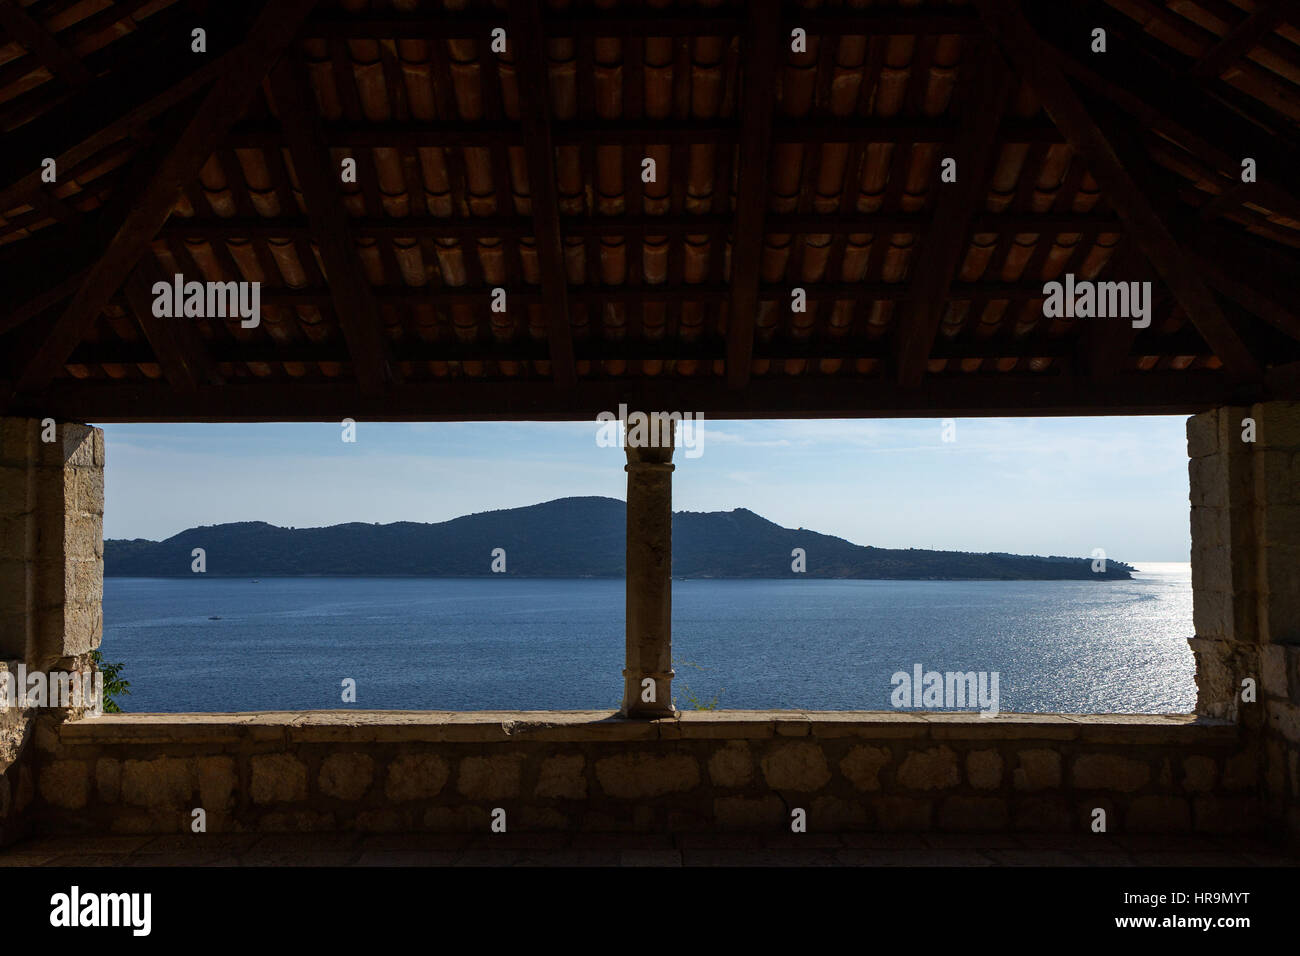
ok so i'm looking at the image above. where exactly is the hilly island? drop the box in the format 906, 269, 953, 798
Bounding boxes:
104, 497, 1134, 581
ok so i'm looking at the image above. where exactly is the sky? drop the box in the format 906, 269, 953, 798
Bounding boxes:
95, 416, 1194, 562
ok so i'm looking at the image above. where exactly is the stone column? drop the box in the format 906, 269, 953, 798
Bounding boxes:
1187, 402, 1300, 843
0, 417, 104, 672
622, 413, 675, 718
0, 418, 103, 845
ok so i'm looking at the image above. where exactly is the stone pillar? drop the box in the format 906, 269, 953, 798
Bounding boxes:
0, 417, 104, 671
1187, 402, 1300, 843
622, 413, 675, 718
0, 418, 104, 844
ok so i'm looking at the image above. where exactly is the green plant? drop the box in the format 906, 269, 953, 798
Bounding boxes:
91, 648, 130, 713
672, 659, 724, 711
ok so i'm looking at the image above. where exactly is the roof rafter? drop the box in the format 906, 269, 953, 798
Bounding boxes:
508, 0, 577, 389
726, 0, 782, 390
1035, 0, 1300, 224
0, 5, 262, 218
1089, 105, 1300, 346
5, 0, 323, 402
1191, 0, 1298, 78
122, 260, 224, 392
1107, 0, 1300, 139
268, 55, 394, 396
1182, 226, 1300, 345
0, 0, 93, 88
1079, 239, 1143, 379
975, 0, 1263, 381
895, 43, 1010, 388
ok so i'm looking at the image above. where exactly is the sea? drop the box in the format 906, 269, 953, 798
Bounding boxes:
99, 562, 1195, 714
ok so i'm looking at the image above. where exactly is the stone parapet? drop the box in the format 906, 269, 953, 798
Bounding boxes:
34, 711, 1250, 837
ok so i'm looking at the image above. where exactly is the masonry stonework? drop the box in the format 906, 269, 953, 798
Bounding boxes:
1187, 402, 1300, 844
0, 417, 105, 845
30, 712, 1248, 837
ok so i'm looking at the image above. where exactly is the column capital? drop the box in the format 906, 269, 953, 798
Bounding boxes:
621, 409, 677, 466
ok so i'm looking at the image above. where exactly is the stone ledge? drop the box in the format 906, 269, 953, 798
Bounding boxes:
57, 710, 1240, 747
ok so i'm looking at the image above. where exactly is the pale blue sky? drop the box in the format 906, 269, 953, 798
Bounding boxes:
96, 416, 1193, 562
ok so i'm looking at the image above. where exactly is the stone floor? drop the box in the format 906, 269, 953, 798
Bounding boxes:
1, 831, 1296, 866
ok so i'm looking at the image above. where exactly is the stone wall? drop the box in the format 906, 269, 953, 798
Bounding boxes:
31, 712, 1251, 836
1186, 402, 1300, 843
0, 417, 104, 671
0, 418, 105, 845
0, 663, 35, 845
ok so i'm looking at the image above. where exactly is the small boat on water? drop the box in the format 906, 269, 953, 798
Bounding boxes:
208, 616, 222, 620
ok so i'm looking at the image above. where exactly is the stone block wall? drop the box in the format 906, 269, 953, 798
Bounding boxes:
0, 418, 105, 845
0, 417, 104, 670
1187, 402, 1300, 843
32, 712, 1251, 837
0, 663, 35, 845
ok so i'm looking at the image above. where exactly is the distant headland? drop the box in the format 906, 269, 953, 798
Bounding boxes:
104, 497, 1134, 581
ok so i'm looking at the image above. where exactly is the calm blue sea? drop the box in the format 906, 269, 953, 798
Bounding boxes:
100, 563, 1195, 714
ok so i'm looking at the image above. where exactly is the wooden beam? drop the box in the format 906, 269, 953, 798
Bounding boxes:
0, 267, 86, 336
508, 0, 576, 388
68, 323, 1225, 368
1189, 248, 1300, 344
1196, 183, 1250, 221
1190, 1, 1296, 78
1111, 0, 1300, 141
0, 4, 260, 218
246, 278, 1071, 313
307, 8, 983, 39
1090, 112, 1300, 346
974, 0, 1263, 381
122, 262, 224, 391
1030, 1, 1300, 225
895, 44, 1009, 387
726, 0, 781, 389
9, 371, 1277, 424
151, 210, 1123, 243
225, 115, 1065, 149
1079, 239, 1142, 378
1266, 359, 1300, 395
268, 57, 392, 395
0, 0, 93, 88
6, 0, 321, 400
